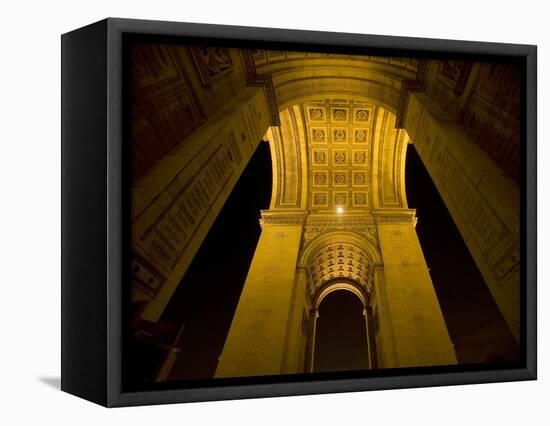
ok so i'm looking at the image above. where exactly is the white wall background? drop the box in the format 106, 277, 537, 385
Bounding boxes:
0, 0, 546, 423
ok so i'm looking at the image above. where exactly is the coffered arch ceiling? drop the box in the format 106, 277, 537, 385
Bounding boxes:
256, 51, 415, 213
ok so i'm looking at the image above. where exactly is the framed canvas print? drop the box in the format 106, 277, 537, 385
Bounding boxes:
61, 18, 537, 407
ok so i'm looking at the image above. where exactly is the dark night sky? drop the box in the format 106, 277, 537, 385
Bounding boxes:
405, 145, 519, 364
159, 141, 518, 382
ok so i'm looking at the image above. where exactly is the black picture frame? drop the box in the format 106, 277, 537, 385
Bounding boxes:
61, 17, 537, 407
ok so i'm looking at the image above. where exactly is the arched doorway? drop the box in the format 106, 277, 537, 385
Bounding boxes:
313, 290, 370, 373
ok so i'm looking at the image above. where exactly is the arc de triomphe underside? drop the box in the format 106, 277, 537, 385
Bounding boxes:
129, 45, 520, 379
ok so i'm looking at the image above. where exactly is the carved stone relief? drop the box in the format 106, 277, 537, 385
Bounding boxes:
190, 46, 233, 86
307, 243, 374, 295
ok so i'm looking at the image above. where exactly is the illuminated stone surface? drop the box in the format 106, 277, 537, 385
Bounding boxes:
129, 46, 520, 378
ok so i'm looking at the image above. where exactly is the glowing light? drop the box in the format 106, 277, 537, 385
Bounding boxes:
336, 206, 344, 214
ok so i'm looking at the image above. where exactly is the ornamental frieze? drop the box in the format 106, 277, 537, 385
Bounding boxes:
301, 218, 379, 251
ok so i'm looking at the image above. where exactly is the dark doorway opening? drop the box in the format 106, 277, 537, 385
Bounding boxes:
313, 290, 370, 373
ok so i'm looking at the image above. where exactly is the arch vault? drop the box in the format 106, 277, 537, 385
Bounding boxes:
129, 46, 521, 378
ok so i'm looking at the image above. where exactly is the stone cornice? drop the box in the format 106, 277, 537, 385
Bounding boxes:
305, 212, 377, 227
372, 208, 417, 224
260, 209, 308, 226
300, 212, 381, 263
395, 60, 427, 129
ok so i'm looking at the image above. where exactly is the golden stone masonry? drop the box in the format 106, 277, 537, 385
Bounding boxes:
129, 45, 520, 380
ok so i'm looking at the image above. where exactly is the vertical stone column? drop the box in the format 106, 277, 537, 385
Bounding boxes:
365, 308, 378, 369
304, 308, 319, 373
280, 266, 309, 374
362, 307, 373, 368
404, 92, 520, 340
215, 210, 307, 378
374, 210, 457, 368
371, 264, 398, 368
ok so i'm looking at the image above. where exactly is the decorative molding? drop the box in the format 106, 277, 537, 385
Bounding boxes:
278, 109, 301, 206
372, 209, 417, 224
189, 46, 233, 87
395, 60, 427, 129
137, 132, 243, 271
242, 49, 280, 126
275, 77, 400, 112
302, 215, 379, 248
307, 244, 374, 296
259, 209, 308, 226
300, 99, 376, 211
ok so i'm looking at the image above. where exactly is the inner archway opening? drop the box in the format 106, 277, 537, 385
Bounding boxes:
313, 290, 370, 373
